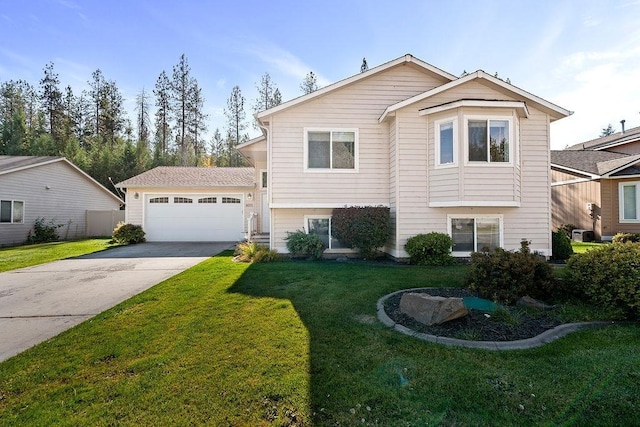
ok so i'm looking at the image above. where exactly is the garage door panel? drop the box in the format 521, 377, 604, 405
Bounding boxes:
144, 194, 243, 242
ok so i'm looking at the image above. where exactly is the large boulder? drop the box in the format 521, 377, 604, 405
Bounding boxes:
400, 293, 468, 325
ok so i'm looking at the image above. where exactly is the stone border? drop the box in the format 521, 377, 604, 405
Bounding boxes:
377, 288, 612, 350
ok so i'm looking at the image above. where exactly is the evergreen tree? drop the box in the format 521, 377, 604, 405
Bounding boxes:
170, 54, 194, 165
224, 85, 248, 166
360, 57, 368, 73
300, 71, 318, 94
39, 62, 63, 151
209, 127, 226, 166
153, 70, 172, 158
135, 87, 151, 144
187, 80, 208, 165
600, 124, 615, 137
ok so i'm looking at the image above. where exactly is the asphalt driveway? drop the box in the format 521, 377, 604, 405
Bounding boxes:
0, 242, 233, 362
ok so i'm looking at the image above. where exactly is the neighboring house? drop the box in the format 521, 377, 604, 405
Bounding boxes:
115, 167, 255, 242
238, 54, 571, 258
551, 125, 640, 241
0, 156, 123, 246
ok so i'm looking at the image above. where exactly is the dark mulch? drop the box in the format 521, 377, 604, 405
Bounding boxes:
383, 288, 562, 342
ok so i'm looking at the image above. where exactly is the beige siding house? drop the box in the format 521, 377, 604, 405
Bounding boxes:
0, 156, 123, 246
240, 54, 570, 258
551, 125, 640, 240
116, 167, 255, 242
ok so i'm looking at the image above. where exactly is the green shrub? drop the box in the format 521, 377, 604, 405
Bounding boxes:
552, 229, 574, 260
612, 232, 640, 243
557, 223, 577, 239
405, 232, 456, 266
565, 242, 640, 319
331, 206, 390, 258
284, 230, 325, 260
234, 241, 281, 263
112, 222, 146, 245
27, 217, 63, 243
465, 240, 557, 305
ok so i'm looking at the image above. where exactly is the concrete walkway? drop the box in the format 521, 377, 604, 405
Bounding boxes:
0, 242, 233, 362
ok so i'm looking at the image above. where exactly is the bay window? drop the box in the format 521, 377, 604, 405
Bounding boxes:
435, 118, 457, 166
467, 118, 511, 163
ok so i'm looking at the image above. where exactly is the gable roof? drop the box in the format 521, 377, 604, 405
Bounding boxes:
0, 155, 123, 203
565, 125, 640, 151
550, 150, 640, 177
116, 166, 255, 188
255, 54, 457, 122
380, 70, 572, 123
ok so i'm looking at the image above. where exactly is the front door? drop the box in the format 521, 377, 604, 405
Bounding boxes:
261, 192, 270, 233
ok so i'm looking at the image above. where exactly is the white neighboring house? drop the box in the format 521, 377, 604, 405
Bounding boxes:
0, 156, 123, 246
116, 167, 255, 242
238, 54, 572, 258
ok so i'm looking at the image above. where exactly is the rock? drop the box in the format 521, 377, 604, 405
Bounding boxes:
399, 293, 468, 325
517, 295, 554, 310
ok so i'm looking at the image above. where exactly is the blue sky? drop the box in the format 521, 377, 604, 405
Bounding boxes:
1, 0, 639, 150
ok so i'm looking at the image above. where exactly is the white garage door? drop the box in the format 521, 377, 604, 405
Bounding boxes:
144, 194, 243, 242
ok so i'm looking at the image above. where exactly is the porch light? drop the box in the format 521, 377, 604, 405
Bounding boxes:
247, 193, 253, 201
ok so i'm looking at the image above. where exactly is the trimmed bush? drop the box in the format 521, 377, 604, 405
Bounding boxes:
557, 223, 577, 239
552, 229, 574, 261
284, 230, 325, 260
27, 217, 63, 243
112, 222, 146, 245
234, 241, 281, 263
566, 242, 640, 319
612, 232, 640, 244
465, 240, 556, 304
331, 206, 390, 258
405, 232, 456, 266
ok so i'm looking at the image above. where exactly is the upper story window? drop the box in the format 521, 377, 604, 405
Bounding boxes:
467, 118, 511, 163
305, 128, 358, 171
0, 200, 24, 223
435, 118, 457, 167
620, 182, 639, 222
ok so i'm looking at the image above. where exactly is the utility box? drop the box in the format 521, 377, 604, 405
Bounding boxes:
572, 229, 595, 242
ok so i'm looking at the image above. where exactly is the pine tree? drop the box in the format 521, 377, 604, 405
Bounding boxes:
600, 124, 615, 137
153, 70, 172, 158
360, 57, 368, 73
300, 71, 318, 94
39, 62, 63, 150
224, 85, 247, 166
187, 80, 208, 165
135, 87, 151, 144
170, 54, 197, 165
209, 127, 226, 166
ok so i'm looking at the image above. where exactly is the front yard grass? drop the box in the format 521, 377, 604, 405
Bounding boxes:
0, 253, 638, 426
0, 239, 115, 272
571, 241, 606, 254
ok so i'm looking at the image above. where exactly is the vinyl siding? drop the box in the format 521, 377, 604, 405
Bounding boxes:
0, 161, 121, 246
267, 64, 446, 207
124, 186, 255, 233
601, 178, 640, 237
551, 168, 602, 238
388, 117, 398, 254
603, 140, 640, 155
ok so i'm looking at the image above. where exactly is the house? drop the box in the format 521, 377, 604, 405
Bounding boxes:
0, 156, 123, 246
115, 167, 255, 242
551, 125, 640, 241
237, 54, 571, 258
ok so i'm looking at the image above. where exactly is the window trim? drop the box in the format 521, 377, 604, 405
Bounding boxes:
434, 117, 458, 168
0, 200, 25, 224
303, 127, 359, 173
463, 115, 515, 166
303, 215, 352, 252
447, 214, 504, 256
260, 169, 268, 189
619, 181, 640, 222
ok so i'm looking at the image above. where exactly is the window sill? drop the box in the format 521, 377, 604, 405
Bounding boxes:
303, 168, 359, 174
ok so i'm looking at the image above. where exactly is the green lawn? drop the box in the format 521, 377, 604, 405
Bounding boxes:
0, 253, 638, 426
0, 239, 115, 272
571, 241, 606, 254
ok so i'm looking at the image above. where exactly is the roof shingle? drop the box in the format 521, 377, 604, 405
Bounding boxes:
116, 166, 255, 188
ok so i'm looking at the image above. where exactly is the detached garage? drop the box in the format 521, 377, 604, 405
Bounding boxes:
116, 167, 255, 242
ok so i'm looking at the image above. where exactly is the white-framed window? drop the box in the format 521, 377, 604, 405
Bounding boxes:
304, 128, 358, 172
448, 215, 503, 255
435, 117, 458, 167
465, 116, 513, 164
0, 200, 24, 224
260, 170, 268, 189
304, 215, 346, 250
619, 182, 640, 222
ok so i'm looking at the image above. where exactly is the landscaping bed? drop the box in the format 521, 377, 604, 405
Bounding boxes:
383, 288, 563, 341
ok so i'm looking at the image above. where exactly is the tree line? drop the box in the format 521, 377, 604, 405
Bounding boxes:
0, 54, 303, 194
